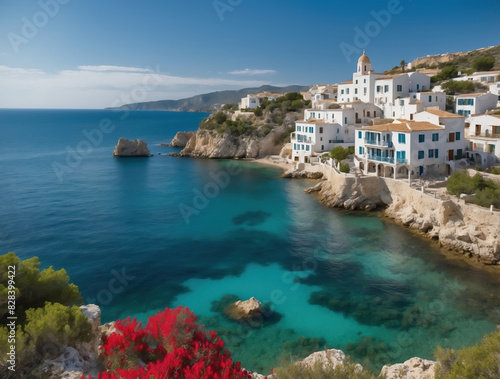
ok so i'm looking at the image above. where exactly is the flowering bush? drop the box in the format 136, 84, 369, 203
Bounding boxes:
86, 306, 251, 379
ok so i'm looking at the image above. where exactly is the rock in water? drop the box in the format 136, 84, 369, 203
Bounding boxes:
113, 138, 152, 157
169, 131, 195, 147
380, 357, 436, 379
224, 297, 262, 320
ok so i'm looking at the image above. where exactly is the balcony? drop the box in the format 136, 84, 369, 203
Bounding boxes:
366, 155, 408, 164
470, 132, 500, 140
291, 134, 312, 144
364, 139, 394, 148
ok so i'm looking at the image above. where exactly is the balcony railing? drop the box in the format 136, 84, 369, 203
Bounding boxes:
364, 139, 394, 148
471, 133, 500, 139
292, 136, 312, 144
366, 155, 408, 164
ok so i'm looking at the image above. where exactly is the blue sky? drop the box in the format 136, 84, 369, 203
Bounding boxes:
0, 0, 499, 108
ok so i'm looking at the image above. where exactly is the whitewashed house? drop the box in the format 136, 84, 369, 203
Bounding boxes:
355, 112, 466, 178
239, 92, 282, 110
490, 82, 500, 107
310, 84, 338, 109
453, 71, 500, 84
455, 93, 498, 118
466, 114, 500, 166
291, 101, 381, 162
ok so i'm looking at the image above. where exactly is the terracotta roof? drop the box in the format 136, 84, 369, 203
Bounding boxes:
375, 74, 405, 80
456, 92, 489, 97
362, 121, 443, 133
358, 52, 371, 63
339, 79, 353, 84
297, 119, 329, 124
424, 109, 464, 118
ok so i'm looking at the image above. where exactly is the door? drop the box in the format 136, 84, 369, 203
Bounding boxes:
448, 150, 454, 161
419, 166, 424, 176
475, 124, 481, 136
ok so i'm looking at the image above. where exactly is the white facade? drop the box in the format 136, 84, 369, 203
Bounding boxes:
291, 101, 382, 162
355, 113, 466, 178
467, 114, 500, 166
490, 82, 500, 107
453, 71, 500, 84
456, 93, 498, 118
337, 52, 384, 104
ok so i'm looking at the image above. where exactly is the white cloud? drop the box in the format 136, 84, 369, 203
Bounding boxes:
0, 65, 272, 109
77, 65, 152, 73
228, 68, 277, 75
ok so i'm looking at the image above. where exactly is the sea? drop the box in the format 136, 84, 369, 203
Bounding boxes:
1, 109, 500, 374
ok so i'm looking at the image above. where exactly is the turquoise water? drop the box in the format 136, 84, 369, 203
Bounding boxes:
1, 109, 500, 374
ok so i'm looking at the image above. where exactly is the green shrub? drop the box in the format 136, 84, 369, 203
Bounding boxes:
432, 65, 458, 82
441, 80, 475, 95
0, 253, 82, 324
471, 56, 495, 72
253, 107, 263, 117
446, 171, 500, 208
214, 111, 227, 124
339, 162, 350, 173
435, 329, 500, 379
330, 146, 350, 162
491, 167, 500, 175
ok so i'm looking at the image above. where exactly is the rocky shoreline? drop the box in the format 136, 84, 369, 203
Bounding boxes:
43, 304, 437, 379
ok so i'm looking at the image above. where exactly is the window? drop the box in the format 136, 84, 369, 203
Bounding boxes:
346, 89, 350, 94
384, 85, 389, 92
418, 151, 424, 159
419, 134, 425, 143
374, 111, 376, 117
435, 149, 439, 158
432, 133, 439, 141
456, 131, 461, 141
358, 131, 362, 138
309, 127, 314, 133
297, 126, 301, 132
448, 132, 455, 142
457, 149, 462, 158
364, 79, 366, 84
355, 80, 358, 84
367, 111, 370, 117
320, 127, 323, 133
341, 89, 344, 95
359, 146, 364, 155
417, 84, 420, 90
320, 137, 323, 141
376, 85, 382, 93
429, 149, 434, 158
345, 117, 348, 124
306, 145, 310, 151
293, 143, 296, 150
429, 95, 432, 102
399, 99, 404, 106
355, 88, 358, 94
301, 144, 304, 150
398, 133, 406, 144
397, 85, 402, 92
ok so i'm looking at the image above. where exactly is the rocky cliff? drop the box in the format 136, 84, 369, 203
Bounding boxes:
179, 126, 287, 159
305, 165, 500, 263
165, 131, 195, 147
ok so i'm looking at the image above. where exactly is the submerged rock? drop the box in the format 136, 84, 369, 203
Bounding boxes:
224, 297, 262, 321
113, 138, 152, 157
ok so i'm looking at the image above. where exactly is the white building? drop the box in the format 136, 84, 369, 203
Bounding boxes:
455, 92, 498, 118
239, 91, 282, 110
355, 111, 466, 178
337, 51, 385, 104
291, 101, 381, 162
453, 71, 500, 84
309, 84, 338, 109
490, 82, 500, 107
466, 114, 500, 166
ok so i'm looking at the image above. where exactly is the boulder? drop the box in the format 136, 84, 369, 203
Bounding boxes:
113, 138, 152, 157
380, 357, 436, 379
300, 348, 362, 372
169, 131, 195, 147
224, 297, 262, 321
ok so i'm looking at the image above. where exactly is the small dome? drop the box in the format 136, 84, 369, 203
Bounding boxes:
358, 51, 371, 64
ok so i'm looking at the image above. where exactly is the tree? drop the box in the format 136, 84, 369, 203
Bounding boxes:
330, 146, 350, 162
214, 111, 227, 124
400, 59, 406, 73
471, 56, 495, 72
432, 65, 458, 82
441, 80, 475, 95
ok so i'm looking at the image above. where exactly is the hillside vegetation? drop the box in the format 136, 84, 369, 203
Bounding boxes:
198, 92, 310, 144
